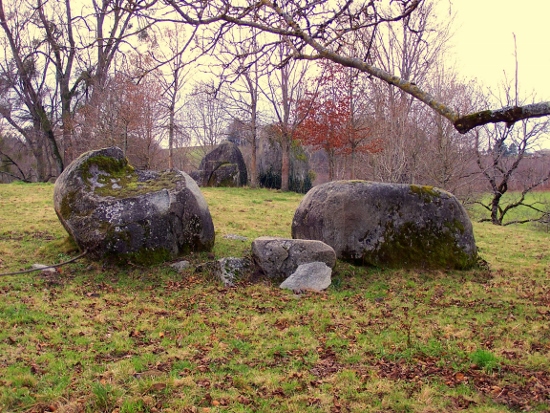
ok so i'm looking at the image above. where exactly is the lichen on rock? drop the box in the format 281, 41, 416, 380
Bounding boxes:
54, 147, 215, 265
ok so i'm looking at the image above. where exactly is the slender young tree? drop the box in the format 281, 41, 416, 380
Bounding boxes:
183, 81, 228, 165
143, 24, 198, 169
214, 26, 264, 187
262, 41, 311, 191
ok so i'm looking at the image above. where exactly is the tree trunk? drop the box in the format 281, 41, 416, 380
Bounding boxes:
327, 150, 335, 181
168, 105, 175, 169
281, 137, 290, 191
250, 138, 258, 188
490, 193, 503, 225
350, 148, 356, 180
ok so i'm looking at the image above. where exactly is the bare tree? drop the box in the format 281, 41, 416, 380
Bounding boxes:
470, 37, 550, 225
0, 0, 156, 182
417, 66, 480, 195
474, 118, 550, 225
365, 0, 452, 184
142, 24, 199, 169
213, 26, 264, 187
183, 81, 229, 166
74, 62, 166, 169
261, 41, 311, 191
0, 0, 64, 180
163, 0, 550, 133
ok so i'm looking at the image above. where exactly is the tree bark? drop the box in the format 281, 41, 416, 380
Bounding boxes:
454, 102, 550, 133
280, 137, 290, 191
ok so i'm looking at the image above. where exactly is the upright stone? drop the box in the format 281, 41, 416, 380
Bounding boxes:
195, 141, 248, 187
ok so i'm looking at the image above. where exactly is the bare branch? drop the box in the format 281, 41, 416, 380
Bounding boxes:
454, 102, 550, 134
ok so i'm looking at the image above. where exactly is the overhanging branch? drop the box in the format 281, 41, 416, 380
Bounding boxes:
454, 102, 550, 134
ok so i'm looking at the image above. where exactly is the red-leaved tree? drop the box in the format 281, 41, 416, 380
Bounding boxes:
296, 61, 381, 180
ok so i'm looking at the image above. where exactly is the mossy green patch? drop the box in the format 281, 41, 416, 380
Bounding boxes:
80, 154, 133, 181
114, 247, 172, 266
410, 185, 439, 202
363, 220, 477, 270
79, 154, 181, 198
58, 189, 78, 219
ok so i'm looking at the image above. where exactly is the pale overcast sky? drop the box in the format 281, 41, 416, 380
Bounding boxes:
446, 0, 550, 101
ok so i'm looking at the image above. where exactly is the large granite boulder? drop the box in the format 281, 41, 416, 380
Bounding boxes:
54, 147, 215, 264
292, 181, 477, 269
251, 236, 336, 279
194, 141, 247, 187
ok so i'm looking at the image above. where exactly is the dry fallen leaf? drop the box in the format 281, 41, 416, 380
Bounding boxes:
149, 382, 167, 391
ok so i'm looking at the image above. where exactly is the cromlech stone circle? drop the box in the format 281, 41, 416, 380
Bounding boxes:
292, 181, 478, 269
192, 141, 247, 187
251, 236, 336, 280
53, 147, 215, 264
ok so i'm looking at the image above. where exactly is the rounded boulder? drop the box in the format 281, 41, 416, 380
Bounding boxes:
54, 147, 215, 264
194, 141, 247, 187
291, 181, 477, 269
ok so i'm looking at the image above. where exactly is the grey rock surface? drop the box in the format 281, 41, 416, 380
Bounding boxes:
251, 236, 336, 279
195, 141, 247, 187
54, 147, 215, 264
215, 257, 253, 287
223, 234, 249, 241
292, 181, 477, 269
280, 262, 332, 292
170, 261, 191, 272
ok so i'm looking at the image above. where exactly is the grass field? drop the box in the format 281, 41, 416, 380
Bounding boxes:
0, 183, 549, 412
465, 191, 550, 228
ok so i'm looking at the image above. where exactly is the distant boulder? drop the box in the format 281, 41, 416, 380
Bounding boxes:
257, 134, 312, 193
194, 141, 247, 187
54, 147, 215, 265
292, 181, 477, 269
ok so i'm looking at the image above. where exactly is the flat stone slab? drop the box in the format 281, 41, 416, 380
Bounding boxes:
280, 262, 332, 292
251, 236, 336, 279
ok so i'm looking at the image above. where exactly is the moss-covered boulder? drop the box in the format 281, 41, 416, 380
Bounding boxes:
291, 181, 477, 269
53, 147, 215, 265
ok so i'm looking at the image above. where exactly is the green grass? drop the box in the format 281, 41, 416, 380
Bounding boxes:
0, 183, 549, 412
466, 190, 550, 227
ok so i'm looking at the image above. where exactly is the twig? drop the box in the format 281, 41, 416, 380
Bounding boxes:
0, 250, 88, 277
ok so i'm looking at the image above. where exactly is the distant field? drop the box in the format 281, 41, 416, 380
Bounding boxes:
465, 191, 550, 228
0, 183, 549, 412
